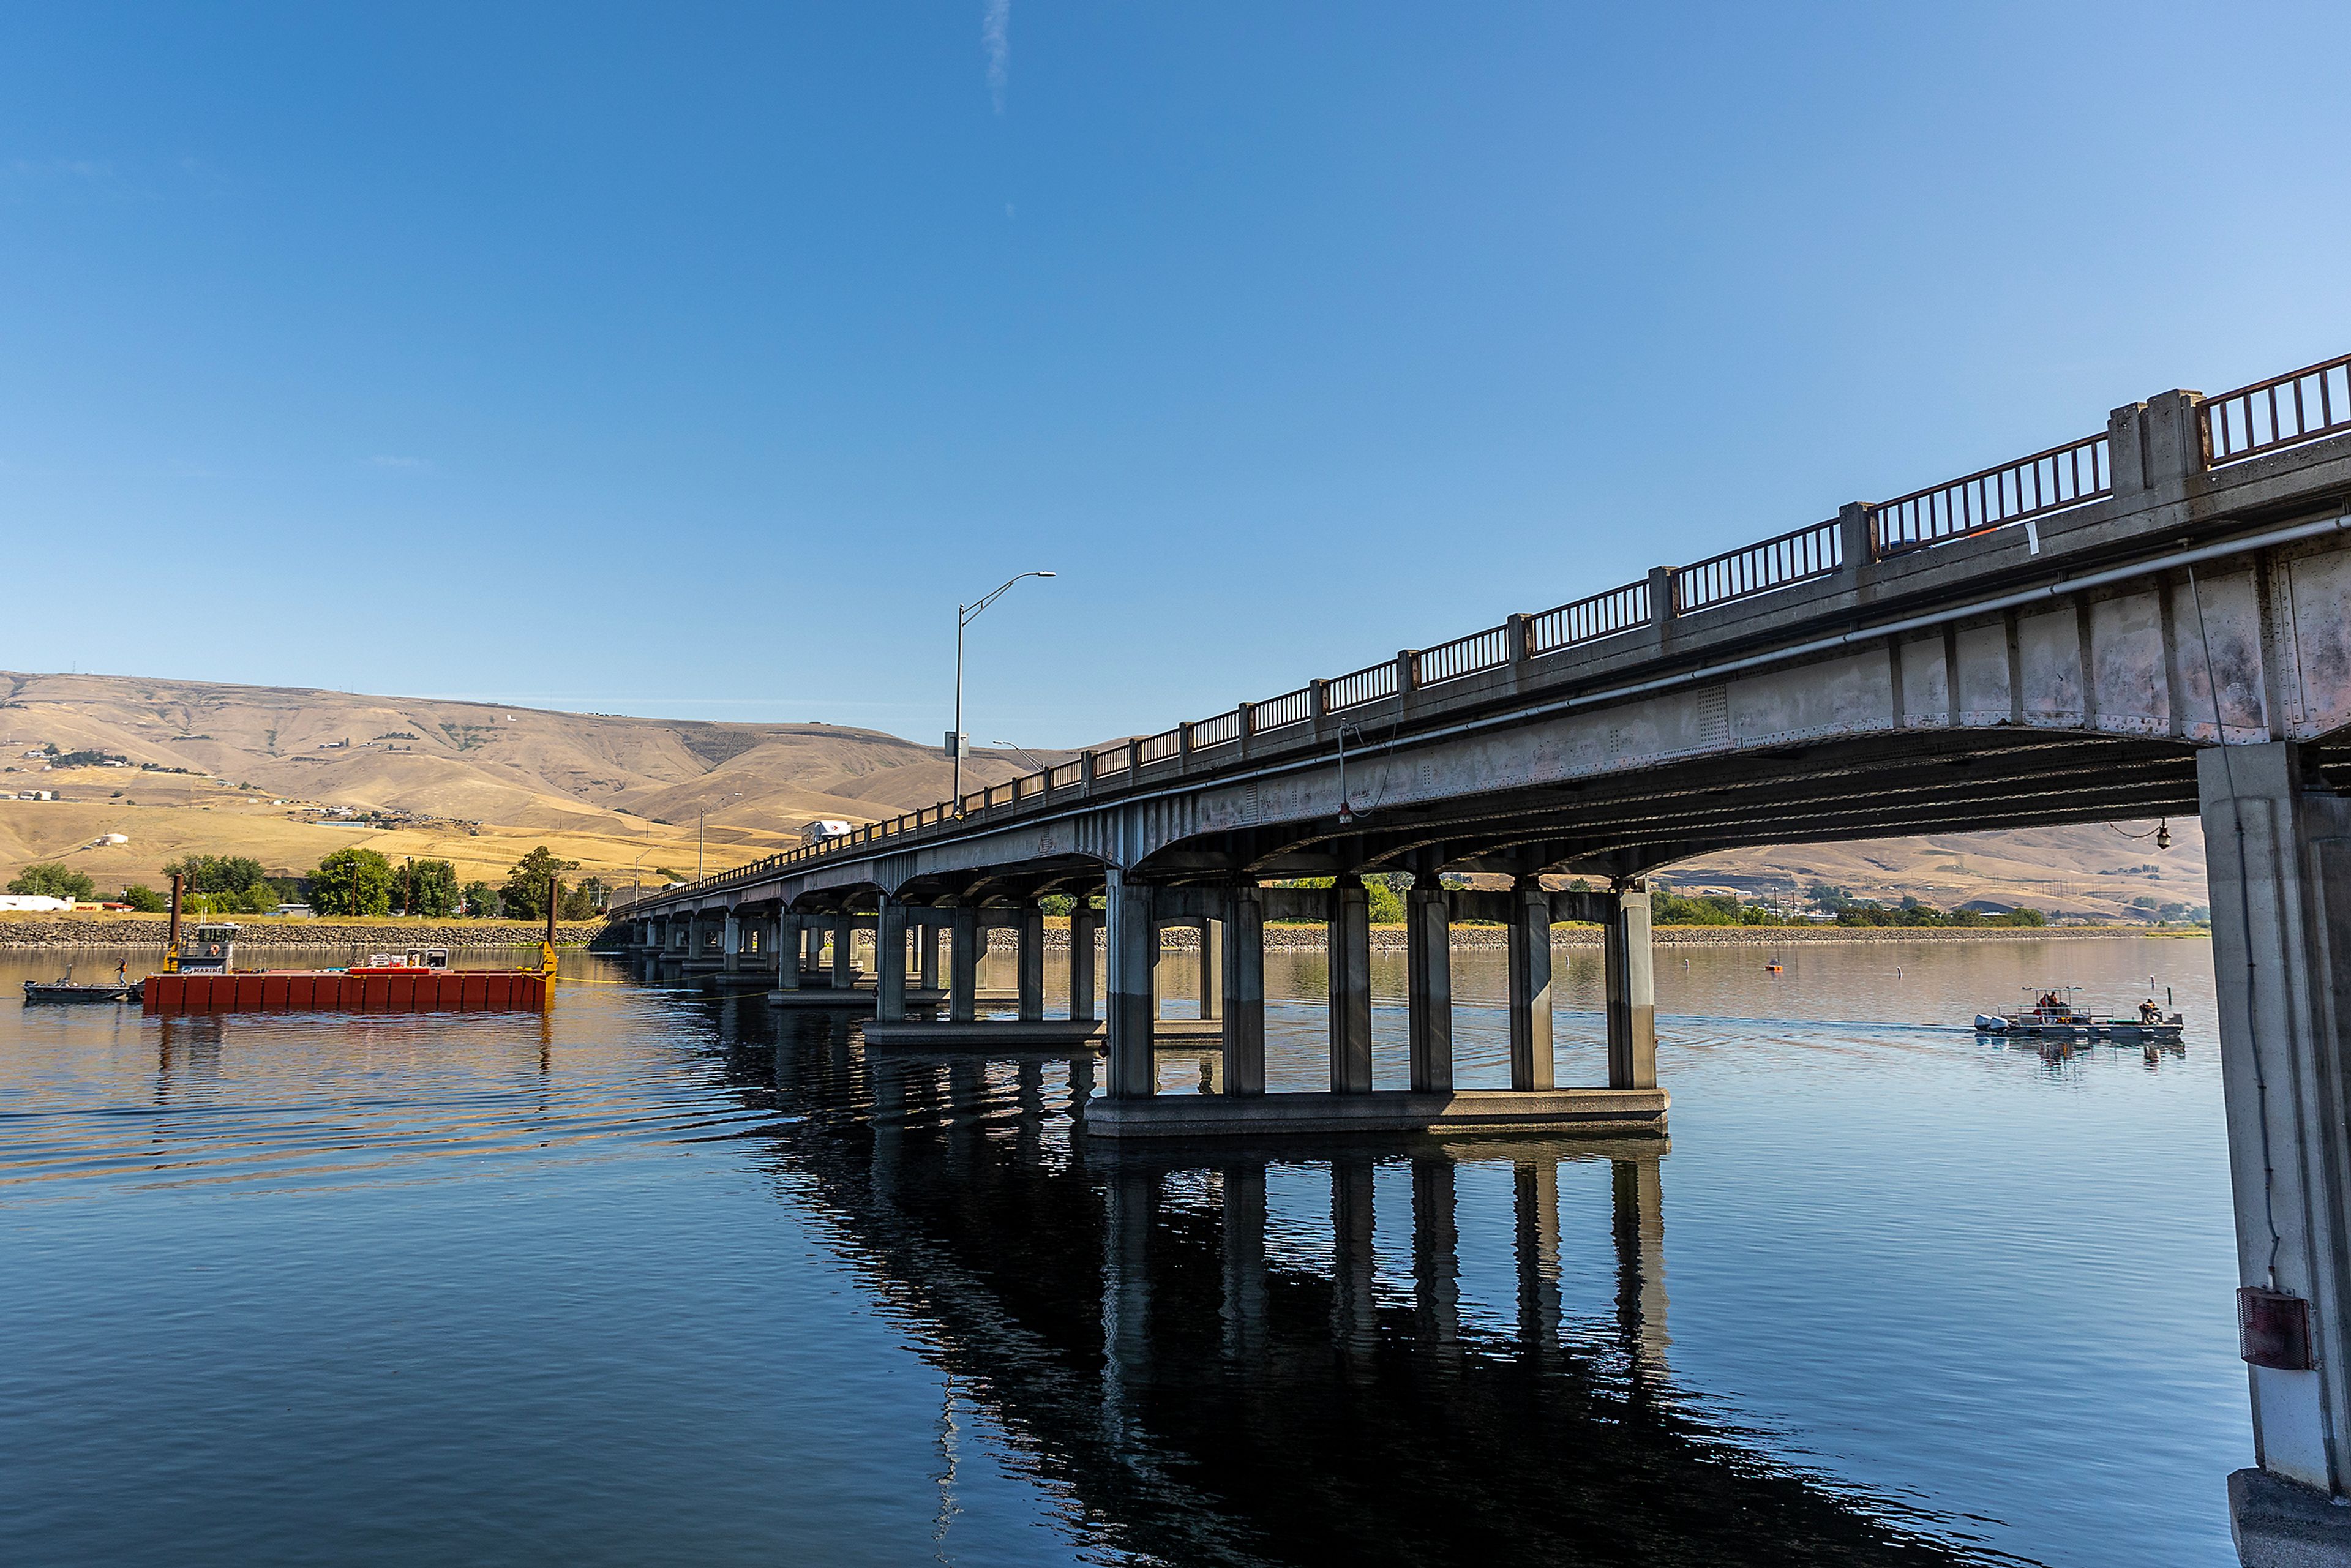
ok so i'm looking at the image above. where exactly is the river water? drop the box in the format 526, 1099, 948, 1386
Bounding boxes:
1, 936, 2238, 1566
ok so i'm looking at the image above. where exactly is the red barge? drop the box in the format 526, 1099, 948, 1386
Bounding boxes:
142, 874, 555, 1015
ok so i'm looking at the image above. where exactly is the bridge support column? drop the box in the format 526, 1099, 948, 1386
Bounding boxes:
1106, 870, 1157, 1098
1329, 877, 1373, 1094
949, 906, 978, 1023
1408, 874, 1453, 1092
1196, 918, 1223, 1021
1017, 902, 1045, 1022
917, 919, 940, 994
1508, 876, 1554, 1091
1070, 901, 1098, 1024
1605, 882, 1657, 1090
830, 917, 855, 989
774, 912, 800, 992
1221, 886, 1265, 1095
2202, 743, 2351, 1530
874, 899, 908, 1023
721, 913, 741, 974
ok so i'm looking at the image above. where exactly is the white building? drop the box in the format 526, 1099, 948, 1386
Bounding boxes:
0, 895, 75, 912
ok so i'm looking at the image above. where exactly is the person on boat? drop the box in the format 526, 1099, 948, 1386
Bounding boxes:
2038, 992, 2059, 1013
2140, 998, 2164, 1025
116, 961, 128, 987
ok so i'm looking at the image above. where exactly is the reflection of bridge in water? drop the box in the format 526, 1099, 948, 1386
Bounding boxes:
710, 1005, 1975, 1566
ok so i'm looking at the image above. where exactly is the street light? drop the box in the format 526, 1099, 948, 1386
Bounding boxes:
698, 792, 743, 882
991, 740, 1051, 772
953, 571, 1055, 812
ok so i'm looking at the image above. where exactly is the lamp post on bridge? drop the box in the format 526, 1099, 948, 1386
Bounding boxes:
991, 740, 1052, 772
697, 792, 743, 883
952, 571, 1055, 814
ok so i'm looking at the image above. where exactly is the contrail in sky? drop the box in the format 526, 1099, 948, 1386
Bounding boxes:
983, 0, 1010, 113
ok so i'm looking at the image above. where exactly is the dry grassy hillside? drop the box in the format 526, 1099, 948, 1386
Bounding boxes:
0, 669, 2209, 920
0, 670, 1046, 893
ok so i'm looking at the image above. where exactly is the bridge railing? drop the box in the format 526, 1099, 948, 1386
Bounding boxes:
1326, 659, 1398, 711
637, 346, 2351, 908
2206, 352, 2351, 465
1872, 431, 2110, 555
1674, 519, 1841, 614
1415, 625, 1512, 686
1252, 686, 1313, 732
1190, 710, 1242, 750
1528, 579, 1648, 655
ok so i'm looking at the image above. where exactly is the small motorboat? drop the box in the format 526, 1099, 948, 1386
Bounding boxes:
23, 962, 137, 1004
1973, 985, 2184, 1041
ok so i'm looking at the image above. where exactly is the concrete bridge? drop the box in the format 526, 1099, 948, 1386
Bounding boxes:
620, 350, 2351, 1537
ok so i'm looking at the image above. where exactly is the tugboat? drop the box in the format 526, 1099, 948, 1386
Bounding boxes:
1973, 985, 2185, 1041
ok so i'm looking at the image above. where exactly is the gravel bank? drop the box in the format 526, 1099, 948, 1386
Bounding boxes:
0, 916, 606, 950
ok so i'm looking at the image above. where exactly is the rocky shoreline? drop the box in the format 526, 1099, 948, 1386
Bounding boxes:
0, 916, 606, 950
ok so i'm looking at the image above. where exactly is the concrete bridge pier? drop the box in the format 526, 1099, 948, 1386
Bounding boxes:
829, 917, 855, 990
2203, 744, 2351, 1563
770, 912, 801, 996
721, 913, 741, 974
1018, 902, 1046, 1022
1105, 872, 1158, 1097
1221, 887, 1265, 1095
1604, 884, 1658, 1090
1407, 876, 1453, 1093
874, 899, 909, 1022
1508, 877, 1554, 1092
950, 906, 979, 1023
1194, 918, 1223, 1022
917, 919, 940, 995
1070, 902, 1098, 1025
1329, 878, 1373, 1094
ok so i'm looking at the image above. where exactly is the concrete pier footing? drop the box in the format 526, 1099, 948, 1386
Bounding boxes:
2230, 1469, 2351, 1566
861, 1017, 1224, 1049
1084, 1088, 1669, 1141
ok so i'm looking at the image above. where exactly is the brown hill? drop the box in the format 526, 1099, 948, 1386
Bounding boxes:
0, 670, 1048, 894
0, 669, 2207, 920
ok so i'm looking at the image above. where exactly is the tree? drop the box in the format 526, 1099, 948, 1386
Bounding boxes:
118, 883, 168, 913
460, 880, 499, 918
500, 846, 576, 921
10, 862, 96, 899
161, 855, 269, 894
309, 847, 395, 915
394, 859, 460, 918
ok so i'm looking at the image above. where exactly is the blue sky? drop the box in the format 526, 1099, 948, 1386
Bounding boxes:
6, 2, 2349, 748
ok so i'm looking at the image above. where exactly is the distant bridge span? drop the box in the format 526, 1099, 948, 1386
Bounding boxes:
620, 353, 2351, 1523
